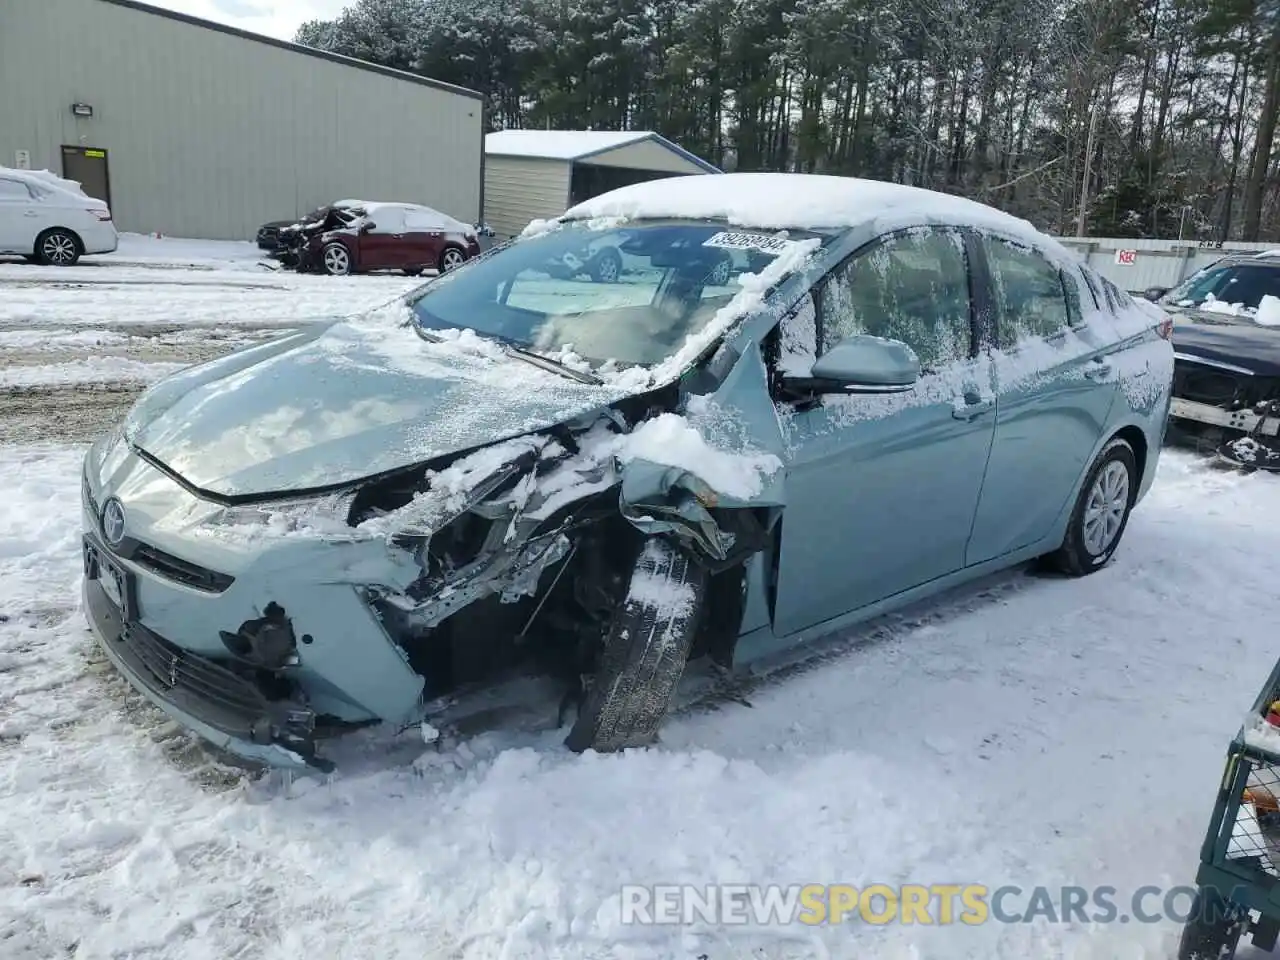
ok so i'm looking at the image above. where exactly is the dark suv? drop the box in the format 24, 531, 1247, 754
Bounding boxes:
1156, 252, 1280, 451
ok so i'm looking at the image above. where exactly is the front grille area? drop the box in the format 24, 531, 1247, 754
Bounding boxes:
1173, 358, 1280, 409
1174, 359, 1245, 408
130, 543, 235, 593
84, 469, 234, 593
123, 620, 269, 721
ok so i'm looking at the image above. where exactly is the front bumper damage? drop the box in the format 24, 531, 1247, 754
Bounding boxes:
83, 563, 324, 771
82, 400, 785, 771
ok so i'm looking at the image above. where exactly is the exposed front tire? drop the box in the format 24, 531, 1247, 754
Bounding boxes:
1046, 437, 1137, 576
1176, 886, 1247, 960
565, 538, 707, 753
35, 228, 82, 266
321, 242, 352, 276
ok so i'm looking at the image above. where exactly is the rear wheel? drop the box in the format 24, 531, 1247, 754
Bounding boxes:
35, 228, 81, 266
321, 242, 352, 276
566, 538, 707, 753
1046, 437, 1137, 576
438, 246, 466, 272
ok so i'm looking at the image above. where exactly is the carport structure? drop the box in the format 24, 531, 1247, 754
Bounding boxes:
482, 130, 721, 238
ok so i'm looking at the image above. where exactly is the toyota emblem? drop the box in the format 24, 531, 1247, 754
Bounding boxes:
101, 498, 126, 547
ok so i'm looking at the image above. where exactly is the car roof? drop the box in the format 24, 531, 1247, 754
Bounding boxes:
0, 165, 89, 198
559, 171, 1067, 259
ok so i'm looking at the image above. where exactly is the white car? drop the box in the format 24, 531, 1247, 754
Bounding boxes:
0, 166, 118, 266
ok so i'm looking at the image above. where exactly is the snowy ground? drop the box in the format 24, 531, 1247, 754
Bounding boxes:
0, 235, 417, 443
3, 239, 1280, 959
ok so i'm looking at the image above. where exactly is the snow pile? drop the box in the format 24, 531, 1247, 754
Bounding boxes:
0, 357, 189, 388
1256, 294, 1280, 327
1200, 293, 1249, 316
615, 412, 782, 499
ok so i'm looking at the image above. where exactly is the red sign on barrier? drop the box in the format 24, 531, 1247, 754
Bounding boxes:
1115, 249, 1138, 266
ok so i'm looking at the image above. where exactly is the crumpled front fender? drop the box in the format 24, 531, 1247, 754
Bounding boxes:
619, 339, 788, 562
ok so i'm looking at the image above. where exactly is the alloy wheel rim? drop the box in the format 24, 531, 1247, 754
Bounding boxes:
443, 250, 464, 271
599, 257, 619, 282
325, 247, 349, 274
43, 234, 76, 264
1082, 460, 1130, 556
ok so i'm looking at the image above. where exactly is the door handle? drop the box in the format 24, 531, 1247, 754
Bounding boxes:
953, 391, 994, 421
24, 211, 38, 217
1084, 359, 1112, 380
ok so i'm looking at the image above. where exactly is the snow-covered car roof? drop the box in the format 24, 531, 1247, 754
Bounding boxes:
331, 200, 473, 233
561, 172, 1063, 259
0, 165, 92, 199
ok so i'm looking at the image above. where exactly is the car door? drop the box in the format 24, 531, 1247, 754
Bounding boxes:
402, 206, 446, 269
964, 234, 1119, 566
356, 205, 409, 270
0, 176, 36, 252
769, 227, 998, 638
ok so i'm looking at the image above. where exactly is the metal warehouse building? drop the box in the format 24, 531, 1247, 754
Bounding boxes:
0, 0, 485, 240
483, 130, 720, 238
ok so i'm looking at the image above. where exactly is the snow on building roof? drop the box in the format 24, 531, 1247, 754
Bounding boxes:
485, 130, 654, 161
562, 172, 1059, 255
485, 130, 720, 172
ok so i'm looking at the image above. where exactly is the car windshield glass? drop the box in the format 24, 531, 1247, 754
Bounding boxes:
408, 220, 820, 368
1162, 264, 1280, 312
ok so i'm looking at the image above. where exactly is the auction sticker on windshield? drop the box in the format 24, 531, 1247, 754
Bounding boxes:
702, 232, 798, 255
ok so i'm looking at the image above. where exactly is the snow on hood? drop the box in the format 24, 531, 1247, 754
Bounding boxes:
559, 172, 1061, 257
121, 302, 638, 498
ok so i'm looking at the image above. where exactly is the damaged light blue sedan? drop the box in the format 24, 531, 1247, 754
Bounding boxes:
81, 173, 1176, 771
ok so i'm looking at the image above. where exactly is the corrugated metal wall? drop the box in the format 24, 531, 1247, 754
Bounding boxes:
482, 156, 572, 238
0, 0, 484, 240
1056, 238, 1280, 291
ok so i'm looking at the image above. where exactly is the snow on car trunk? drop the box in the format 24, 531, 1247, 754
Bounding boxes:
4, 442, 1280, 959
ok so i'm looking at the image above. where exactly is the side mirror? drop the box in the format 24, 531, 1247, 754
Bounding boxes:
1142, 286, 1169, 302
360, 222, 376, 234
803, 334, 921, 393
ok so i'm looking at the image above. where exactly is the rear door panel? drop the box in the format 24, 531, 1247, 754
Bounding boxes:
965, 237, 1118, 565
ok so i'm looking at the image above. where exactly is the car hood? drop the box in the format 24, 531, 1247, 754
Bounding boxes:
120, 306, 638, 499
1168, 307, 1280, 377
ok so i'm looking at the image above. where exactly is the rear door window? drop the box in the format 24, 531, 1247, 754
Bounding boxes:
0, 179, 31, 201
981, 237, 1071, 348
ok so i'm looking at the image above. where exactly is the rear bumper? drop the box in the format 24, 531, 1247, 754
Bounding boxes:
83, 223, 118, 255
82, 563, 324, 772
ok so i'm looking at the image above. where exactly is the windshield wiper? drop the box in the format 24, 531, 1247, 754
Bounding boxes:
411, 323, 603, 385
502, 343, 604, 385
